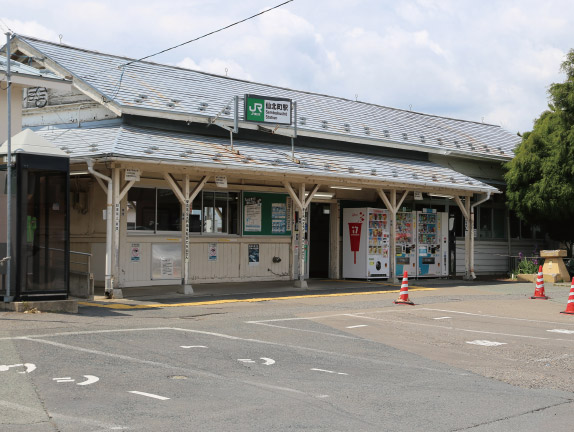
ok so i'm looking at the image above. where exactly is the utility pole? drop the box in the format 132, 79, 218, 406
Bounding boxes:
4, 32, 13, 302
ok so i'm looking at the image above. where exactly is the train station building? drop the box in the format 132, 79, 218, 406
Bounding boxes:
2, 34, 539, 298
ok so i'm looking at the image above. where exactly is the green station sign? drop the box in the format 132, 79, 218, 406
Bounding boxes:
244, 94, 292, 125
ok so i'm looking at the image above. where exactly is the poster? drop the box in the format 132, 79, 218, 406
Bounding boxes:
248, 244, 260, 266
272, 219, 286, 234
208, 242, 218, 261
271, 202, 287, 234
131, 243, 140, 262
160, 257, 174, 276
244, 197, 262, 232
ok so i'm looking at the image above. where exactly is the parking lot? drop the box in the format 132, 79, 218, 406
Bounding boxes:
1, 280, 573, 431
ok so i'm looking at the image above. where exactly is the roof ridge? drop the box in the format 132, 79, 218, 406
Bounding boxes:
14, 35, 504, 129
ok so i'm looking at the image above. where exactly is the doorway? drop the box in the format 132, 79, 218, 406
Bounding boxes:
309, 202, 331, 278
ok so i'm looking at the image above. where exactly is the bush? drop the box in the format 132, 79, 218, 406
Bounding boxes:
516, 252, 541, 274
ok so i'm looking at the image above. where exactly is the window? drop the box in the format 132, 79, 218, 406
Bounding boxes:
128, 187, 240, 235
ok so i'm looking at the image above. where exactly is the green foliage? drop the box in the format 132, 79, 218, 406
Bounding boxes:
505, 49, 574, 255
516, 257, 539, 274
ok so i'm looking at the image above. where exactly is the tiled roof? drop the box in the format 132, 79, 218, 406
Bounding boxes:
14, 36, 519, 162
36, 123, 498, 193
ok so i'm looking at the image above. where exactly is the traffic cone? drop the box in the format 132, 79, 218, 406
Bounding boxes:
394, 271, 414, 305
560, 277, 574, 315
531, 265, 549, 299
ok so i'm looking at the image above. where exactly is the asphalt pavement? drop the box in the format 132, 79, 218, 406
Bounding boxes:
1, 278, 573, 431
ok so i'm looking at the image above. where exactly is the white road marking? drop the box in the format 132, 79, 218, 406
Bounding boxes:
180, 345, 208, 348
53, 378, 75, 383
547, 329, 574, 334
128, 391, 170, 401
0, 363, 36, 373
261, 357, 275, 365
346, 325, 368, 329
433, 317, 452, 320
414, 308, 574, 326
77, 375, 99, 386
344, 314, 574, 343
238, 359, 256, 363
14, 329, 470, 379
466, 340, 507, 347
311, 368, 348, 376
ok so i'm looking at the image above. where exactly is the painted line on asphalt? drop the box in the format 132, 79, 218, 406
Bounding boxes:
413, 308, 574, 326
466, 340, 507, 347
180, 345, 208, 348
547, 329, 574, 334
128, 391, 170, 401
311, 368, 348, 376
345, 314, 574, 343
433, 317, 452, 320
346, 325, 368, 329
5, 327, 471, 377
77, 288, 437, 310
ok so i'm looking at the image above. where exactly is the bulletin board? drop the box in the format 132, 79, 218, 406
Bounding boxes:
243, 192, 292, 236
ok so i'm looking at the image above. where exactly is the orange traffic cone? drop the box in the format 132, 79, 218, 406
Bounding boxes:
560, 277, 574, 315
531, 265, 549, 299
394, 271, 414, 305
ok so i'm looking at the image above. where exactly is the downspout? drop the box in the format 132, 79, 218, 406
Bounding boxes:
86, 159, 114, 297
469, 191, 491, 279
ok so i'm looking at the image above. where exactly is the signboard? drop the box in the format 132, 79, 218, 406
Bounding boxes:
125, 169, 141, 182
414, 191, 423, 201
245, 94, 292, 125
215, 176, 228, 188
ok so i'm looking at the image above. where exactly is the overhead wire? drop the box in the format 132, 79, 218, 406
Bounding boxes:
107, 0, 293, 100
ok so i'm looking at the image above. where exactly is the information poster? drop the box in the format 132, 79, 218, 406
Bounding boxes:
244, 197, 262, 232
160, 257, 174, 277
248, 244, 260, 266
208, 243, 218, 261
131, 243, 140, 262
271, 202, 286, 234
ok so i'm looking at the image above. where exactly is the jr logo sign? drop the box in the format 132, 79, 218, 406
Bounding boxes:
244, 94, 292, 125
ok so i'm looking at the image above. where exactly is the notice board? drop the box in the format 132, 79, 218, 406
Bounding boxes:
243, 192, 292, 236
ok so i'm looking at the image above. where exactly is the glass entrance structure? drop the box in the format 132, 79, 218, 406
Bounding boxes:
0, 153, 69, 300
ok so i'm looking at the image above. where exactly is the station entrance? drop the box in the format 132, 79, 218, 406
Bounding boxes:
309, 202, 331, 278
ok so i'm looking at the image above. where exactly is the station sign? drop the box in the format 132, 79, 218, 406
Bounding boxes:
244, 94, 292, 125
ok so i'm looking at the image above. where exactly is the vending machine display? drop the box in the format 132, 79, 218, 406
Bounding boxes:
395, 211, 416, 276
343, 207, 389, 279
416, 209, 448, 277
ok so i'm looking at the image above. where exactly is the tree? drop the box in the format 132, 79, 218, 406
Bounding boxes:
505, 49, 574, 255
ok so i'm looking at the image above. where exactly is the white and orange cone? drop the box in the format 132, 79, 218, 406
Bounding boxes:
531, 265, 549, 299
560, 277, 574, 315
394, 271, 414, 305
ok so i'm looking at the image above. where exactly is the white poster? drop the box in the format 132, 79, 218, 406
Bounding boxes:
244, 197, 262, 232
160, 257, 174, 276
208, 243, 218, 261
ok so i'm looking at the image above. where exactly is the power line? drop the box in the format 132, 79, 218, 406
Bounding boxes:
0, 18, 13, 34
121, 0, 294, 68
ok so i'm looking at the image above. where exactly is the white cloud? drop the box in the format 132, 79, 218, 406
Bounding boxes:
0, 17, 59, 42
177, 57, 253, 81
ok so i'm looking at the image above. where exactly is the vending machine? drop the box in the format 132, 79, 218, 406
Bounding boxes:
416, 209, 448, 277
395, 211, 417, 276
343, 208, 390, 279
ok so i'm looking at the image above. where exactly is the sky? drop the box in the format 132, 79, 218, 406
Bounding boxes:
1, 0, 573, 134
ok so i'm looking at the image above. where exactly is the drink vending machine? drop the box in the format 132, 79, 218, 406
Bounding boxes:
416, 209, 448, 277
343, 208, 390, 279
395, 211, 417, 276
